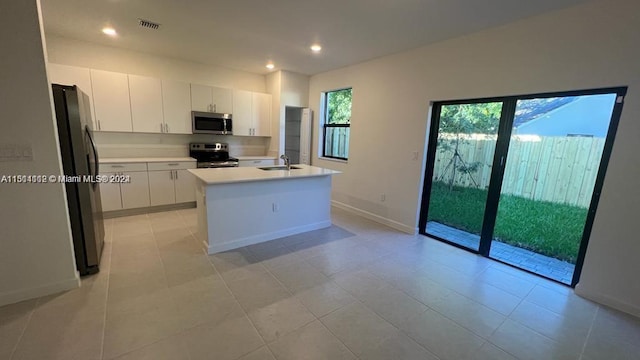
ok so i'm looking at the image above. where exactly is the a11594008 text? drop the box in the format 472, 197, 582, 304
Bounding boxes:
0, 174, 131, 184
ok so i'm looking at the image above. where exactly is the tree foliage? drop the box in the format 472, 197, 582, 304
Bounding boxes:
436, 103, 502, 189
439, 102, 502, 134
327, 88, 352, 124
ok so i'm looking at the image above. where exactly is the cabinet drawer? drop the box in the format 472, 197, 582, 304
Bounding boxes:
147, 161, 196, 171
101, 163, 148, 172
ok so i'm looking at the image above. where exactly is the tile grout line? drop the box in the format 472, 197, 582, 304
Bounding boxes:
324, 266, 441, 360
108, 211, 198, 360
8, 299, 38, 360
99, 220, 115, 360
248, 235, 361, 359
579, 305, 599, 360
205, 251, 278, 359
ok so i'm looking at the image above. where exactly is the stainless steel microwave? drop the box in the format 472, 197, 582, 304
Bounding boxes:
192, 111, 233, 135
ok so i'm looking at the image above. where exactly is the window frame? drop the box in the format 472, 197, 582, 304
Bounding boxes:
321, 87, 352, 161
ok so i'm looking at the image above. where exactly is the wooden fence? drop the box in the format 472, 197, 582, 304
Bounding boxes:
432, 135, 605, 208
325, 127, 350, 158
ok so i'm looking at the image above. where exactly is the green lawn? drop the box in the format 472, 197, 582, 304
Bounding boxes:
427, 181, 588, 263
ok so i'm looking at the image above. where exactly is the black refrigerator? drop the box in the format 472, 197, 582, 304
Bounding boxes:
52, 84, 104, 275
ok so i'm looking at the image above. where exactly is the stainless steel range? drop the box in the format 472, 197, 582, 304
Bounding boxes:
190, 143, 239, 168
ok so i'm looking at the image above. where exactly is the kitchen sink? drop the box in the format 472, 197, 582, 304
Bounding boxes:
258, 166, 302, 171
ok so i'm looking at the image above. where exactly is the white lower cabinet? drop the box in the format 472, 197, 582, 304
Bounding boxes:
238, 159, 277, 167
120, 172, 152, 209
148, 162, 196, 206
99, 175, 124, 212
99, 164, 150, 211
175, 169, 196, 203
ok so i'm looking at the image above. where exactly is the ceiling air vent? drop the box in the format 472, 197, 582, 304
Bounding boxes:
138, 18, 161, 30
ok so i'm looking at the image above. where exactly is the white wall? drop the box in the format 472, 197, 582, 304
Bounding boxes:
0, 0, 79, 306
46, 35, 266, 92
309, 0, 640, 316
266, 71, 282, 158
267, 71, 310, 157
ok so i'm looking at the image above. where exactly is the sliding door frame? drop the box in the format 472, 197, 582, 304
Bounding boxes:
419, 86, 627, 287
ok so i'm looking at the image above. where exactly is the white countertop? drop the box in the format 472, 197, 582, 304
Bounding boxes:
100, 157, 196, 164
189, 164, 341, 185
234, 156, 278, 160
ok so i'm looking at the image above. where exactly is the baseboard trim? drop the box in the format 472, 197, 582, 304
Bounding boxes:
104, 202, 196, 219
331, 200, 416, 235
0, 275, 80, 307
207, 220, 331, 254
575, 283, 640, 318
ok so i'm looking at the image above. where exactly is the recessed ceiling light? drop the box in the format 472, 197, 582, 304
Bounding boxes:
102, 27, 117, 36
266, 63, 275, 70
310, 44, 322, 52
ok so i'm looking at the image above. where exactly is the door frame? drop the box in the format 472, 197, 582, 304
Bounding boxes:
419, 86, 627, 287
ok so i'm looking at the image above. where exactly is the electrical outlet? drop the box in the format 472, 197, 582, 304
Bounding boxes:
272, 203, 280, 212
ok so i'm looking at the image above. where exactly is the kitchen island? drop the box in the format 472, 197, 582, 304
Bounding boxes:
189, 164, 341, 254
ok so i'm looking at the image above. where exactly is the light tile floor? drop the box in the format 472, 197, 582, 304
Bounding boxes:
1, 208, 640, 360
427, 221, 576, 284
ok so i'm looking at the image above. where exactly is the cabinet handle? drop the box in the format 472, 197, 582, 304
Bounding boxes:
98, 120, 102, 131
213, 104, 217, 112
168, 163, 179, 166
111, 165, 124, 168
170, 170, 174, 180
175, 170, 179, 179
253, 160, 260, 163
166, 124, 169, 133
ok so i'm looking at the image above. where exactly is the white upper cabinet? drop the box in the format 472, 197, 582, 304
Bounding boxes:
47, 63, 97, 129
252, 92, 271, 136
232, 90, 252, 136
211, 86, 233, 114
129, 74, 164, 133
191, 84, 232, 113
162, 80, 192, 134
90, 69, 132, 132
190, 84, 212, 112
233, 90, 271, 136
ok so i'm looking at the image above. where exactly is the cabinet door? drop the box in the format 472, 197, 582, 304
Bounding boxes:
162, 80, 192, 134
232, 90, 252, 136
99, 172, 122, 211
148, 170, 176, 206
120, 171, 150, 209
47, 63, 97, 128
211, 86, 233, 114
190, 84, 212, 112
174, 169, 196, 203
252, 92, 271, 136
129, 74, 164, 133
91, 69, 132, 132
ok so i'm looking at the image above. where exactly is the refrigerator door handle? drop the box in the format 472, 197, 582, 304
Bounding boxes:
85, 126, 100, 187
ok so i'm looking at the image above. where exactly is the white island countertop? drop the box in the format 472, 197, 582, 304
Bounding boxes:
189, 164, 340, 185
233, 155, 277, 160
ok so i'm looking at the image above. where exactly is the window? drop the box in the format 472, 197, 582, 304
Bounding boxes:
322, 88, 352, 160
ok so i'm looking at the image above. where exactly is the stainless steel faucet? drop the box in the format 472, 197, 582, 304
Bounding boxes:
280, 154, 290, 170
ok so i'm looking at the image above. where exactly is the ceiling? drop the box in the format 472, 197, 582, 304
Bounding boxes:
41, 0, 590, 76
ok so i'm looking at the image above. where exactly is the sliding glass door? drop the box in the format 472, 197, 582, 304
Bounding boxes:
424, 101, 503, 251
419, 88, 626, 286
